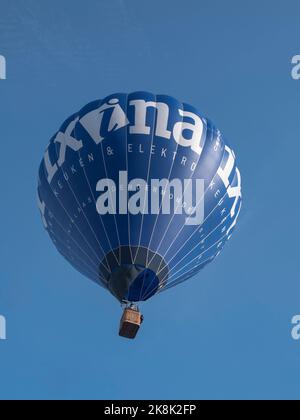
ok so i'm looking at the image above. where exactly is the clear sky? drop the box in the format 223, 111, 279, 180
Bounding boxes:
0, 0, 300, 400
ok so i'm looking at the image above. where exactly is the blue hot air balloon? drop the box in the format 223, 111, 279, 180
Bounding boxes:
37, 92, 242, 338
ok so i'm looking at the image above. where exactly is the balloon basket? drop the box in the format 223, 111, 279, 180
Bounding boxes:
119, 306, 143, 339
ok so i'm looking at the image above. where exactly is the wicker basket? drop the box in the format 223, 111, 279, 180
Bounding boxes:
119, 308, 142, 339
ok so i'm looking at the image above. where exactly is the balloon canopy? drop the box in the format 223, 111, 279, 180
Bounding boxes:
38, 92, 242, 303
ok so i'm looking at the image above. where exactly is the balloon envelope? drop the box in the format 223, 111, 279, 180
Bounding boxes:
38, 92, 242, 302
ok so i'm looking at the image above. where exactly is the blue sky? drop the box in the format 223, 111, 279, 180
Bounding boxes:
0, 0, 300, 400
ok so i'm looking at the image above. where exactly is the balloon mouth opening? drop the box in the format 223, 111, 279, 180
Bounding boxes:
126, 267, 159, 302
99, 246, 169, 302
113, 265, 160, 302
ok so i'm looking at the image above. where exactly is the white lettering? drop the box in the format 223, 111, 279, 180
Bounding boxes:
0, 315, 6, 340
37, 195, 48, 228
292, 55, 300, 80
0, 55, 6, 80
173, 109, 204, 155
96, 172, 204, 225
217, 145, 236, 188
291, 315, 300, 340
80, 99, 129, 144
96, 178, 117, 214
129, 99, 171, 139
54, 118, 82, 167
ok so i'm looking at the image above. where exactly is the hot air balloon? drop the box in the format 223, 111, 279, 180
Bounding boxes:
37, 92, 242, 339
